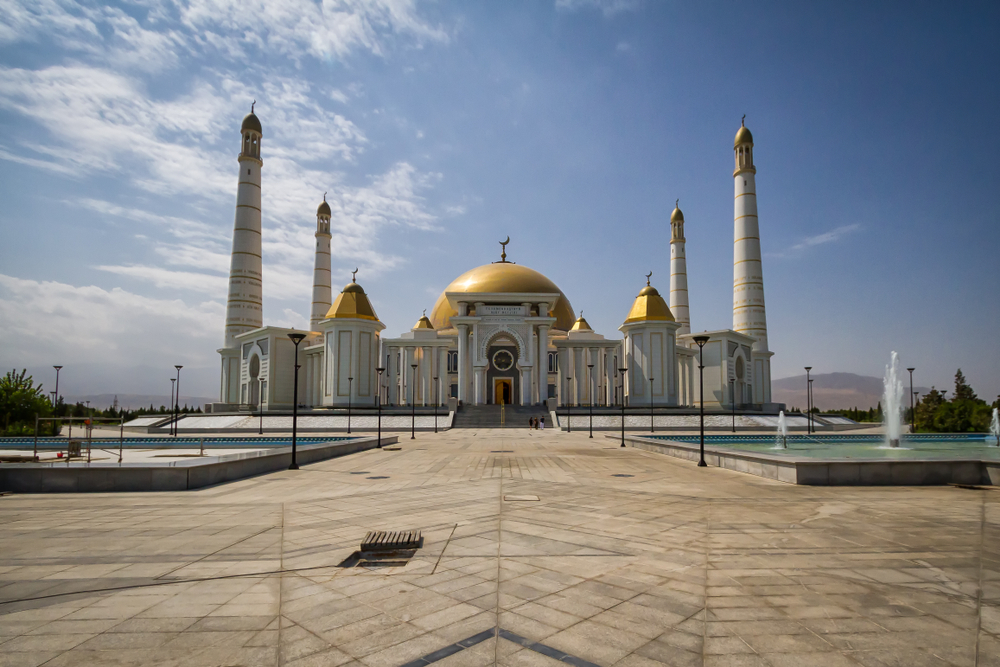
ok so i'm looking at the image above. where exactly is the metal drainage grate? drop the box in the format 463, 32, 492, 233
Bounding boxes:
350, 471, 370, 475
491, 450, 513, 453
362, 530, 422, 551
367, 476, 390, 479
338, 530, 423, 569
612, 474, 634, 478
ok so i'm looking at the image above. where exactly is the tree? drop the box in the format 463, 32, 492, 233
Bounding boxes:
954, 369, 977, 401
0, 369, 52, 435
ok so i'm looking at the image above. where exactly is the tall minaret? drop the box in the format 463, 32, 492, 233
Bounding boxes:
732, 116, 768, 353
669, 200, 690, 336
223, 104, 264, 348
310, 195, 333, 330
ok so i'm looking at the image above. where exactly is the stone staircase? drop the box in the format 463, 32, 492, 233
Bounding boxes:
452, 405, 550, 429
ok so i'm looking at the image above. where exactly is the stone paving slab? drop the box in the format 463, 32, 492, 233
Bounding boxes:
0, 428, 995, 666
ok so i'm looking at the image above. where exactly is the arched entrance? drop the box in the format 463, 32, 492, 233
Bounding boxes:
249, 354, 260, 407
486, 339, 518, 405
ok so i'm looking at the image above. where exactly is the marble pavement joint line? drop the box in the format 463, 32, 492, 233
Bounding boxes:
395, 628, 603, 667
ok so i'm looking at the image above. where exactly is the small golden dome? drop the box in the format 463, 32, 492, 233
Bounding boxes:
325, 282, 379, 321
241, 112, 262, 135
734, 121, 753, 147
317, 199, 331, 217
624, 283, 674, 324
570, 315, 592, 332
670, 200, 684, 223
429, 262, 575, 331
413, 312, 434, 329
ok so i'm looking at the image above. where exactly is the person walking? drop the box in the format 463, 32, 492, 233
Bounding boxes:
540, 416, 545, 430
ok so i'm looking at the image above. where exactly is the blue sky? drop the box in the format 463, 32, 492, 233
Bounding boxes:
1, 0, 998, 403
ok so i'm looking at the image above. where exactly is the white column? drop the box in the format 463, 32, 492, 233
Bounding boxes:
520, 367, 531, 406
420, 346, 430, 406
473, 367, 484, 405
310, 215, 332, 331
537, 324, 549, 406
404, 347, 415, 405
387, 346, 398, 406
224, 131, 264, 348
457, 325, 468, 404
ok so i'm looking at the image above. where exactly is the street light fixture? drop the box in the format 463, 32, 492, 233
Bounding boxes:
170, 378, 176, 435
906, 367, 915, 433
649, 376, 655, 434
52, 366, 62, 408
619, 367, 628, 447
694, 335, 711, 467
587, 364, 594, 439
804, 367, 812, 434
287, 333, 306, 470
375, 366, 385, 448
565, 376, 572, 433
730, 378, 736, 433
347, 377, 353, 434
174, 365, 183, 437
913, 390, 920, 432
258, 377, 264, 435
433, 376, 439, 433
410, 363, 417, 439
808, 379, 814, 432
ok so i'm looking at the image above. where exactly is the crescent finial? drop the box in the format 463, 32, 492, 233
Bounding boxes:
351, 267, 358, 282
741, 114, 745, 126
252, 99, 256, 113
499, 236, 510, 263
675, 198, 679, 208
645, 271, 652, 286
323, 191, 327, 201
423, 309, 426, 317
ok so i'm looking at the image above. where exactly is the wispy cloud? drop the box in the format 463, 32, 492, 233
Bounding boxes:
555, 0, 642, 17
768, 223, 861, 258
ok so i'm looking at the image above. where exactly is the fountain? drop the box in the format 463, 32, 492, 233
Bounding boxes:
775, 410, 788, 449
990, 407, 999, 446
882, 351, 904, 448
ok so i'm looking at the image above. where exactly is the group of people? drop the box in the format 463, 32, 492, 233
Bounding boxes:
528, 416, 545, 430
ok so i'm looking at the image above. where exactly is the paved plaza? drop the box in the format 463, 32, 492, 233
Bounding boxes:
0, 429, 997, 667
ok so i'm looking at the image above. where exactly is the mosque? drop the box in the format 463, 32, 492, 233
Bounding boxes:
210, 110, 778, 415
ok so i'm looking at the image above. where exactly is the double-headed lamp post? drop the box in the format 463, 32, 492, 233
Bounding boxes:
410, 363, 417, 440
347, 377, 353, 434
693, 335, 711, 467
174, 365, 183, 437
375, 366, 385, 448
258, 378, 264, 435
169, 378, 176, 436
287, 333, 306, 470
587, 364, 594, 439
906, 367, 915, 433
804, 367, 812, 434
619, 367, 628, 447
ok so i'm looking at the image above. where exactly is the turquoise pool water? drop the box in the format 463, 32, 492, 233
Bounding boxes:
651, 434, 1000, 460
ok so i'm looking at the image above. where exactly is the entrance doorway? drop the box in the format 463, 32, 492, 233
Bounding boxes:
494, 378, 512, 405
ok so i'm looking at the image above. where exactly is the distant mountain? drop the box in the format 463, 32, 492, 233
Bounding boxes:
62, 394, 215, 411
772, 373, 930, 411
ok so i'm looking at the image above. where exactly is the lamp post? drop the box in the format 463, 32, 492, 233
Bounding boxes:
649, 376, 655, 433
566, 376, 572, 433
587, 364, 594, 439
730, 378, 736, 433
694, 335, 710, 467
804, 367, 812, 434
808, 379, 814, 432
347, 377, 353, 434
52, 366, 62, 408
433, 376, 439, 433
258, 377, 264, 435
288, 333, 306, 470
410, 363, 417, 439
169, 378, 176, 436
619, 367, 628, 447
913, 391, 920, 432
906, 367, 915, 433
174, 365, 183, 437
375, 367, 385, 448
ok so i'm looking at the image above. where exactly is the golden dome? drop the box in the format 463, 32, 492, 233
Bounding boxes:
241, 112, 262, 135
317, 199, 331, 217
429, 262, 575, 331
624, 284, 674, 324
570, 314, 592, 332
325, 282, 379, 321
734, 122, 753, 147
670, 200, 684, 223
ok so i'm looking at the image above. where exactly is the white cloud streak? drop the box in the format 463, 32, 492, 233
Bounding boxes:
769, 223, 861, 258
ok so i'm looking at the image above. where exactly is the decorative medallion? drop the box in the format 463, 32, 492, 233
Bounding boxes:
492, 349, 514, 372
